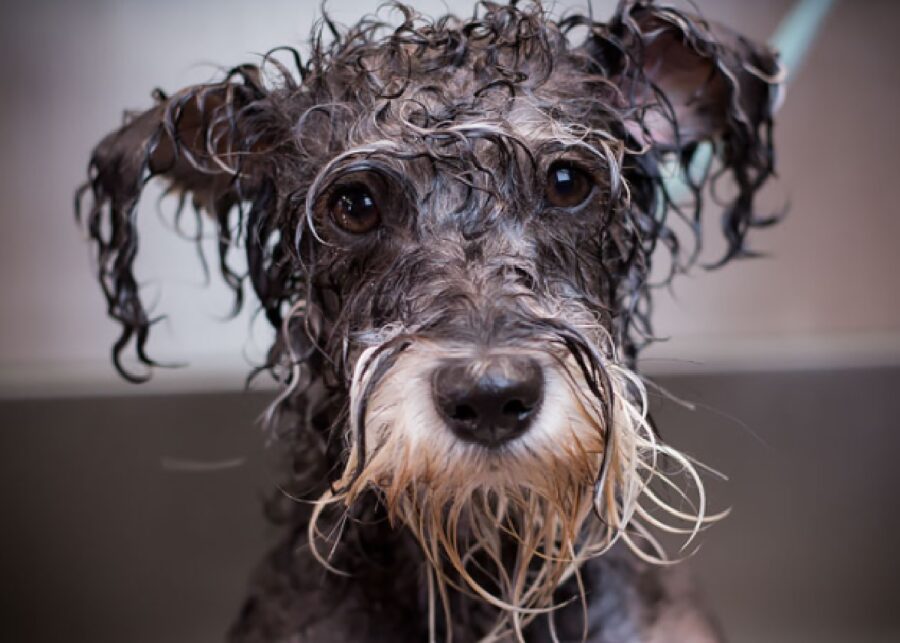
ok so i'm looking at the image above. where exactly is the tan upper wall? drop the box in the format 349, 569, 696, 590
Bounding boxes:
0, 0, 896, 395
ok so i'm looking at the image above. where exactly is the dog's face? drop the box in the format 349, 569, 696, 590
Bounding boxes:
78, 0, 781, 633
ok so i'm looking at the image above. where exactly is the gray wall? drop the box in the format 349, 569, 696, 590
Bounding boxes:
2, 370, 899, 643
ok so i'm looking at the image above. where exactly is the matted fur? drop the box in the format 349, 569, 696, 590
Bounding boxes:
76, 2, 781, 641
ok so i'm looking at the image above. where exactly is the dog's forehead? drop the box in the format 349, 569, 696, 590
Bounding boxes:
298, 47, 616, 217
304, 16, 601, 145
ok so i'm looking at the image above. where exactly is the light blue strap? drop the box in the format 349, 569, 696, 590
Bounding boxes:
771, 0, 837, 82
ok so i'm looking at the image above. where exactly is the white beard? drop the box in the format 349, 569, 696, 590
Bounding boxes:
308, 334, 719, 642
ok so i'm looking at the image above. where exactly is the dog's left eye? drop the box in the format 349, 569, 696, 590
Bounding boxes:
546, 162, 593, 208
328, 184, 381, 234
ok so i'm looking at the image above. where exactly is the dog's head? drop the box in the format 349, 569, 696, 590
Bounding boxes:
78, 0, 781, 635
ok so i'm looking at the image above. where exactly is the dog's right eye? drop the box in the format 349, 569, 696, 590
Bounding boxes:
328, 184, 381, 234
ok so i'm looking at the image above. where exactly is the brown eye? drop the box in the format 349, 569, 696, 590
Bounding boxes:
546, 162, 592, 208
329, 184, 381, 233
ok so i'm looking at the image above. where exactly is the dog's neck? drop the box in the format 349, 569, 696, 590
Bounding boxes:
233, 480, 697, 643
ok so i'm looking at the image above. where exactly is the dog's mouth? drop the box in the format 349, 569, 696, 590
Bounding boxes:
308, 321, 717, 639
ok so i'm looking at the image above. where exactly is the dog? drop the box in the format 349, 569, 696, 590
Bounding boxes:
76, 1, 782, 641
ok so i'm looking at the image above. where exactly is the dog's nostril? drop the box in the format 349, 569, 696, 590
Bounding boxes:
432, 355, 544, 447
451, 404, 478, 422
502, 399, 530, 417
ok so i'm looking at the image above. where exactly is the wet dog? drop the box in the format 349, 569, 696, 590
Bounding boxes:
77, 2, 782, 640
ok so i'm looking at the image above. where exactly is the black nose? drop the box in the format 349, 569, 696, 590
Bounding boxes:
432, 355, 544, 447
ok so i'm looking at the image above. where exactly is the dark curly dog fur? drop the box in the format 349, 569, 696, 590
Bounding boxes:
76, 1, 782, 641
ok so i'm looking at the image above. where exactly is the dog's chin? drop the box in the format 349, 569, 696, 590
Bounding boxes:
308, 339, 715, 638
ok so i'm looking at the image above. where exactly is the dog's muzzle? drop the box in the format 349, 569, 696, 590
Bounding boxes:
431, 354, 544, 447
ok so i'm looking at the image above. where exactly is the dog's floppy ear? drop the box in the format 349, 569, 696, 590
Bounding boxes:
76, 67, 282, 381
585, 1, 783, 265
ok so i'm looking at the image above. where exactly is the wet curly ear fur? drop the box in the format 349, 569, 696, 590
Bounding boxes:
75, 67, 287, 381
592, 1, 783, 151
574, 0, 783, 356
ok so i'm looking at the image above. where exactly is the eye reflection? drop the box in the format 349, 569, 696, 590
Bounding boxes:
546, 162, 593, 208
329, 184, 381, 233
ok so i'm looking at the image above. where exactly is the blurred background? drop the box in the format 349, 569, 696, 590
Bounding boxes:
0, 0, 898, 641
